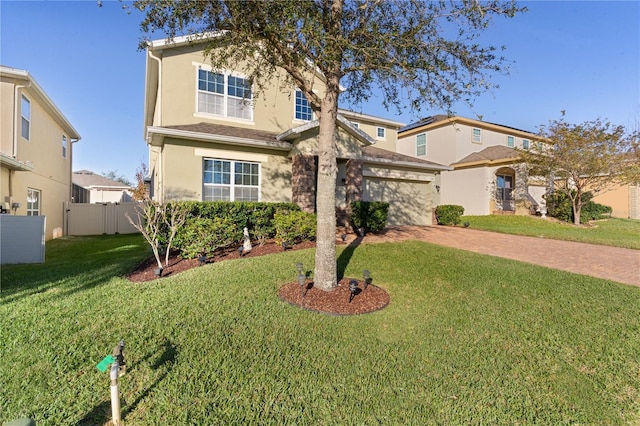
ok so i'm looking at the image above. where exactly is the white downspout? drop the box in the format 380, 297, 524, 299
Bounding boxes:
11, 82, 31, 199
147, 49, 163, 201
148, 49, 162, 126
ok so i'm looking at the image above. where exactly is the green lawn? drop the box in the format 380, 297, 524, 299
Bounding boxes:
461, 215, 640, 249
1, 234, 639, 425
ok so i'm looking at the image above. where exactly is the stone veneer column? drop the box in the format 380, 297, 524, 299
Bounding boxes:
345, 159, 363, 206
292, 154, 316, 213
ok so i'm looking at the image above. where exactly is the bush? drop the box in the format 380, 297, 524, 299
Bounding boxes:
544, 191, 612, 223
274, 210, 316, 246
350, 201, 389, 234
174, 216, 240, 259
435, 205, 465, 225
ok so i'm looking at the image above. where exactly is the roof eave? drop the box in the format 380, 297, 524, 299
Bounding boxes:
147, 126, 291, 151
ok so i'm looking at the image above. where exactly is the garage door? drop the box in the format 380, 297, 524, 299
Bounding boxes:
363, 178, 431, 226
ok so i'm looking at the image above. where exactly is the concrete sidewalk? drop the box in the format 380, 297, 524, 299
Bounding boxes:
358, 226, 640, 287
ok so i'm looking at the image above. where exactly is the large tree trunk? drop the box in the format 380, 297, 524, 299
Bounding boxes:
313, 84, 339, 291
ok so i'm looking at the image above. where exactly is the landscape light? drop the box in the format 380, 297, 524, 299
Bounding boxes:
349, 279, 359, 303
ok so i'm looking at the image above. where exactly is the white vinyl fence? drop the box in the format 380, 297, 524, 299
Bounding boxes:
0, 215, 46, 264
65, 202, 140, 236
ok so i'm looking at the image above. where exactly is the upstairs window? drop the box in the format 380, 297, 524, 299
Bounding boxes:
351, 122, 359, 129
523, 139, 530, 150
377, 127, 386, 139
203, 158, 260, 202
62, 135, 67, 158
507, 135, 515, 148
472, 128, 482, 143
416, 133, 426, 156
21, 95, 30, 140
197, 69, 252, 120
295, 90, 313, 121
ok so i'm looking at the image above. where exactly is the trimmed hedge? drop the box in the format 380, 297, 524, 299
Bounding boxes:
435, 204, 465, 226
165, 201, 302, 257
274, 209, 316, 246
350, 201, 389, 234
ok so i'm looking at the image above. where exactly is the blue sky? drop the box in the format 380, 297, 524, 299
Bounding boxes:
1, 0, 638, 183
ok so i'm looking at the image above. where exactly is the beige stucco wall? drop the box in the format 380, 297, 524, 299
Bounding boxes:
0, 78, 16, 155
440, 168, 492, 215
1, 82, 73, 240
592, 183, 636, 219
398, 121, 537, 166
158, 137, 291, 203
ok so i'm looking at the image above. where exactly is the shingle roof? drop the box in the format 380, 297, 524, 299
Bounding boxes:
362, 146, 450, 170
163, 123, 281, 144
73, 170, 131, 188
453, 145, 520, 166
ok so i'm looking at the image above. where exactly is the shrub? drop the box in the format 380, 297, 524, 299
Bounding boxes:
544, 191, 612, 223
435, 205, 465, 225
350, 201, 389, 234
174, 216, 240, 259
274, 210, 316, 246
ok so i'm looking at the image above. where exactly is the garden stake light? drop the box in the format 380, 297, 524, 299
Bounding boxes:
363, 270, 372, 290
298, 273, 306, 298
296, 262, 303, 275
349, 279, 359, 303
198, 254, 206, 266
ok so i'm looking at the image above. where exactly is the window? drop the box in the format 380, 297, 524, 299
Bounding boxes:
351, 122, 359, 129
416, 133, 426, 156
197, 69, 252, 120
295, 90, 313, 121
21, 95, 30, 140
27, 188, 40, 216
377, 127, 386, 139
507, 136, 514, 148
472, 128, 482, 143
62, 135, 67, 158
523, 139, 530, 150
203, 158, 260, 201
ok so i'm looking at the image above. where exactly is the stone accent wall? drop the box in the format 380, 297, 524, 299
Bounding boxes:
337, 159, 363, 227
292, 154, 316, 213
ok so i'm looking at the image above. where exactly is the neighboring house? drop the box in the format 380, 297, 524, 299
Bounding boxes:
591, 182, 640, 219
1, 65, 81, 240
72, 170, 133, 204
143, 35, 450, 226
398, 115, 545, 216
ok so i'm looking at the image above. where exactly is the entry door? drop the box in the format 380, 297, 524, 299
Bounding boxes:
496, 175, 514, 210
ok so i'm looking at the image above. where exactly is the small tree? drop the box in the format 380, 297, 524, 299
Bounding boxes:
126, 200, 164, 271
163, 202, 189, 266
131, 162, 150, 201
521, 114, 629, 225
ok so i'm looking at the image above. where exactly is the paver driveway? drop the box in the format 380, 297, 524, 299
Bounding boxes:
357, 226, 640, 287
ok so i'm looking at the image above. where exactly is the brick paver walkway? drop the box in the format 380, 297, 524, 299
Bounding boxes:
354, 226, 640, 287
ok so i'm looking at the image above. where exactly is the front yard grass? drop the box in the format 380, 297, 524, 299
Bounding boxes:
1, 234, 639, 425
461, 215, 640, 249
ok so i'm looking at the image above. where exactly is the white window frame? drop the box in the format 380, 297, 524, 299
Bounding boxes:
196, 68, 253, 121
507, 135, 514, 148
27, 188, 40, 216
294, 90, 313, 121
21, 95, 31, 141
62, 135, 67, 158
351, 122, 359, 129
472, 128, 482, 144
416, 133, 426, 157
203, 158, 260, 202
522, 139, 530, 150
376, 127, 386, 140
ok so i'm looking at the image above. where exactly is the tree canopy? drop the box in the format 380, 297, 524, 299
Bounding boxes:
521, 114, 630, 224
133, 0, 524, 290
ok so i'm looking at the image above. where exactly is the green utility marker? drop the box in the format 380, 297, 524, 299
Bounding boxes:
96, 355, 115, 372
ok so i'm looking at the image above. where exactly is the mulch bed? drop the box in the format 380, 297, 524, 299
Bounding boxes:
126, 238, 390, 315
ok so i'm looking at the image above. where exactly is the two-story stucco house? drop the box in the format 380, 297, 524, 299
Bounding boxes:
398, 115, 545, 216
1, 66, 81, 240
143, 36, 450, 226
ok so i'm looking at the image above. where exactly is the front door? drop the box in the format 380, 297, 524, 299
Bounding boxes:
496, 174, 514, 211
